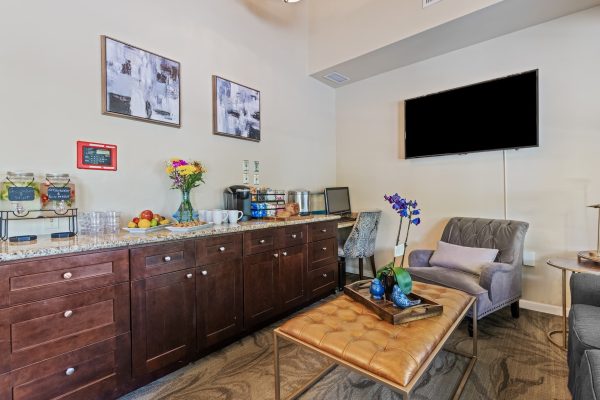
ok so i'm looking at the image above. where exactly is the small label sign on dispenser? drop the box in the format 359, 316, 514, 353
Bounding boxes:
8, 187, 35, 201
77, 141, 117, 171
47, 187, 71, 201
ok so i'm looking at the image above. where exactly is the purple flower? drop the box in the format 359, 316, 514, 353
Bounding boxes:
411, 218, 421, 225
412, 209, 421, 215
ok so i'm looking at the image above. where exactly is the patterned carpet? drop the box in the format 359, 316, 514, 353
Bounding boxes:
120, 294, 569, 400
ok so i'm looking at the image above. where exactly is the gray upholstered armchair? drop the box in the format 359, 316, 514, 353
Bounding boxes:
568, 273, 600, 400
407, 217, 529, 322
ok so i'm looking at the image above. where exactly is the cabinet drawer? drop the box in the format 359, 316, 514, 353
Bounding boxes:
196, 234, 242, 266
130, 240, 195, 280
243, 229, 277, 256
308, 238, 337, 271
5, 249, 129, 306
308, 221, 337, 242
308, 264, 337, 299
4, 333, 130, 400
275, 225, 307, 249
4, 283, 130, 371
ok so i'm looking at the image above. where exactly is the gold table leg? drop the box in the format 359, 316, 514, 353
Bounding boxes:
547, 269, 568, 350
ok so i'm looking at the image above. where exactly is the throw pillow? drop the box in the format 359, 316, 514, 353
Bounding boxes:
429, 241, 499, 276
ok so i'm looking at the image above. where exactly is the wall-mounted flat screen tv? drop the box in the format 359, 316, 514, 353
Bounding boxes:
404, 70, 539, 159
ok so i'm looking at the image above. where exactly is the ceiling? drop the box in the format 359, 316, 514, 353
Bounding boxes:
311, 0, 600, 88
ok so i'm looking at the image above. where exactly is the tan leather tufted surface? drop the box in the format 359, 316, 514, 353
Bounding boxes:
278, 282, 472, 387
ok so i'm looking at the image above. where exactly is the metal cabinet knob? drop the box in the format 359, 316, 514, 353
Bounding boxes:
62, 272, 73, 280
219, 246, 226, 252
282, 252, 288, 256
201, 270, 208, 276
65, 367, 76, 376
64, 310, 73, 318
321, 229, 327, 233
291, 234, 297, 239
322, 273, 328, 278
322, 247, 327, 251
259, 239, 266, 244
164, 256, 172, 262
186, 273, 193, 279
274, 253, 279, 258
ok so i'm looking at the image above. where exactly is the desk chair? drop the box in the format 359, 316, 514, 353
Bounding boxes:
338, 211, 381, 289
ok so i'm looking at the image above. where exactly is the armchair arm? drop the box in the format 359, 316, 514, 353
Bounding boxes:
479, 262, 514, 302
571, 273, 600, 307
408, 250, 434, 268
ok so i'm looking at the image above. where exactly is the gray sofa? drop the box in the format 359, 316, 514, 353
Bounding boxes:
408, 217, 529, 320
568, 273, 600, 400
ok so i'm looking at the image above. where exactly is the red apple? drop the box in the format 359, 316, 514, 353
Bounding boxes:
140, 210, 154, 221
132, 217, 140, 224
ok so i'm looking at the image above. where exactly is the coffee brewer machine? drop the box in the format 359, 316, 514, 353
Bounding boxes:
224, 185, 251, 221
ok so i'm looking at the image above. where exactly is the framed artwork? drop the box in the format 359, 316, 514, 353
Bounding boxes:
101, 36, 181, 127
213, 75, 260, 142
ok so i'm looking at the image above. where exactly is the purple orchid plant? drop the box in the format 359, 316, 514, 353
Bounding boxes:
384, 193, 421, 267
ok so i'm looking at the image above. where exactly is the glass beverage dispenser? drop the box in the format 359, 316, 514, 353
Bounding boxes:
1, 172, 40, 217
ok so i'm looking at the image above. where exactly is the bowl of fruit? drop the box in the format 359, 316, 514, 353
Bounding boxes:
123, 210, 171, 233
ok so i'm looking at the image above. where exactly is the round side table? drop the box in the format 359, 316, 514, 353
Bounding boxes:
546, 257, 600, 350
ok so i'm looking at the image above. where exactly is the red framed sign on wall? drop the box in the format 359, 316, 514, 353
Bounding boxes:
76, 141, 118, 171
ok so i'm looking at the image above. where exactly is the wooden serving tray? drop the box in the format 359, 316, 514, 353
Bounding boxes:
263, 215, 314, 222
343, 280, 443, 324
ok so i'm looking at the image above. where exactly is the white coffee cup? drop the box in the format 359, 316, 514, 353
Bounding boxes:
211, 209, 228, 225
198, 210, 209, 222
228, 210, 244, 225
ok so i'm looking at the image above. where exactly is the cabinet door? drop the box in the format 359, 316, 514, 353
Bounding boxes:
278, 245, 307, 313
197, 259, 243, 349
131, 269, 195, 378
243, 252, 279, 329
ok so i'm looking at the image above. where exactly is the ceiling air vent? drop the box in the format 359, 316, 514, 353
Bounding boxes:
323, 72, 350, 84
423, 0, 442, 8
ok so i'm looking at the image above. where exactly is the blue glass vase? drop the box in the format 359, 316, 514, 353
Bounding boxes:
370, 278, 385, 300
173, 189, 198, 222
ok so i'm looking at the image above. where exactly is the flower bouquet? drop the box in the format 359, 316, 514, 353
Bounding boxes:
166, 158, 206, 222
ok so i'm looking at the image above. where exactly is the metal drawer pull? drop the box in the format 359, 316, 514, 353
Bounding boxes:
201, 270, 208, 276
62, 272, 73, 280
291, 234, 297, 239
321, 229, 327, 233
259, 239, 266, 244
282, 252, 288, 256
322, 273, 328, 278
65, 367, 76, 376
64, 310, 73, 318
274, 253, 279, 258
219, 246, 226, 252
163, 256, 172, 262
186, 273, 193, 279
322, 247, 327, 251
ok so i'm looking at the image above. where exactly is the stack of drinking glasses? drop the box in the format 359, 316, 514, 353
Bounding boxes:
79, 211, 120, 235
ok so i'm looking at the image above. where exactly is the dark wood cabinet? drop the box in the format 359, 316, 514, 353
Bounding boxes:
0, 219, 339, 399
277, 245, 306, 313
196, 259, 243, 349
243, 251, 279, 329
1, 334, 130, 400
131, 268, 195, 378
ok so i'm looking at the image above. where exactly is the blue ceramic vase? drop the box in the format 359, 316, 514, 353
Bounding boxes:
391, 284, 421, 308
370, 278, 385, 300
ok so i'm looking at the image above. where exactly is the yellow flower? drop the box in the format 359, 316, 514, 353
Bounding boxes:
177, 165, 197, 176
166, 166, 174, 174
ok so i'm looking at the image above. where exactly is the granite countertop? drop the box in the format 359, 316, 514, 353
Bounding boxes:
0, 215, 340, 263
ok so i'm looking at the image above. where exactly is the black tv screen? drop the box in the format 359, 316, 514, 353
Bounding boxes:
404, 70, 538, 159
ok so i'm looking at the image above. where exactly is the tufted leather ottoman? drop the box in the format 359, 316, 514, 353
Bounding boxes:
274, 281, 476, 400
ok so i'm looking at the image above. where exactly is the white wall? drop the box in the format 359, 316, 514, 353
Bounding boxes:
308, 0, 501, 73
335, 6, 600, 306
0, 0, 335, 232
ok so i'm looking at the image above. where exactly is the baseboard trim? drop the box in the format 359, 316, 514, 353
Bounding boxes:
520, 299, 567, 316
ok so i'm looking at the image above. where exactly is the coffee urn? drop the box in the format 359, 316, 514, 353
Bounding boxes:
224, 185, 252, 221
288, 190, 311, 216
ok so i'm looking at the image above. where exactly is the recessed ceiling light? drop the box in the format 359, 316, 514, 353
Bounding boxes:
283, 0, 301, 3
